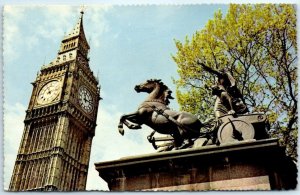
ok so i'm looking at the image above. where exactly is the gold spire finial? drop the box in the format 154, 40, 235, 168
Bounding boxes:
80, 5, 86, 15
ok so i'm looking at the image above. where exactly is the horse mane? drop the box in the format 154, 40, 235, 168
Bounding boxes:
147, 79, 174, 105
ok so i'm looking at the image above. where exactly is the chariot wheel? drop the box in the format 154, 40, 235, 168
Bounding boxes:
217, 118, 255, 144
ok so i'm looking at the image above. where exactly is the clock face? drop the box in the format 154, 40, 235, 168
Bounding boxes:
78, 86, 93, 113
37, 80, 61, 105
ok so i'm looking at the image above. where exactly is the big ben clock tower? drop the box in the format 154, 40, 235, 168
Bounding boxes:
9, 11, 100, 191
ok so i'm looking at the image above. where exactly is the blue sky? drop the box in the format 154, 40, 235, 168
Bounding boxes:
3, 4, 232, 190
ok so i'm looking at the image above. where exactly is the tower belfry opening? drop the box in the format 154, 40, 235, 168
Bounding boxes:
9, 10, 101, 191
58, 10, 89, 59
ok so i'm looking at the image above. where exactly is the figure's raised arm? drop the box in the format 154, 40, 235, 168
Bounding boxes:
197, 60, 222, 78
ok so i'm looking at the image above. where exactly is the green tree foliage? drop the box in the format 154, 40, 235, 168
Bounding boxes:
173, 4, 297, 159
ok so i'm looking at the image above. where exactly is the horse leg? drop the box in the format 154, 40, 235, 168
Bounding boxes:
124, 114, 142, 129
172, 130, 184, 149
177, 138, 194, 149
118, 111, 142, 135
118, 114, 131, 135
118, 121, 125, 136
147, 130, 156, 143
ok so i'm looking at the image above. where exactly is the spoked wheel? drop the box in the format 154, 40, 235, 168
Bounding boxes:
217, 118, 255, 144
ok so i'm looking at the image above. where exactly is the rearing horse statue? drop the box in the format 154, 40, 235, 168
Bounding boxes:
118, 79, 204, 149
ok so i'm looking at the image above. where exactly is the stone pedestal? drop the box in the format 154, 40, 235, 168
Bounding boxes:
95, 138, 297, 191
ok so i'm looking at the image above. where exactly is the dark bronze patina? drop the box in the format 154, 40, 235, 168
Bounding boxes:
118, 79, 206, 150
197, 61, 248, 118
118, 79, 269, 151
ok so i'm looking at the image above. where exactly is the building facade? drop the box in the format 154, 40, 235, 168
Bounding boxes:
9, 11, 100, 191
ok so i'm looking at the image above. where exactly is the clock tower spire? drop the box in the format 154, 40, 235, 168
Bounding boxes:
58, 10, 89, 58
9, 10, 100, 191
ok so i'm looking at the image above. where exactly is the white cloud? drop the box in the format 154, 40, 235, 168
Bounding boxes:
86, 105, 156, 190
85, 6, 112, 48
3, 5, 26, 19
3, 5, 111, 65
35, 6, 75, 40
3, 103, 27, 190
3, 6, 26, 62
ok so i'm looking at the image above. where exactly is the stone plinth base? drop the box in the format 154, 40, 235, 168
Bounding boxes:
95, 139, 297, 191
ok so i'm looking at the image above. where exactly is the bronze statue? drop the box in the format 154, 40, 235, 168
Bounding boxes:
118, 79, 206, 149
197, 61, 248, 118
118, 79, 269, 151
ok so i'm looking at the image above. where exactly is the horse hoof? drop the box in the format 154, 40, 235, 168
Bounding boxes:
147, 135, 155, 141
118, 128, 124, 136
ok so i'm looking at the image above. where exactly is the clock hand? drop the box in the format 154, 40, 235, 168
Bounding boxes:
84, 97, 90, 103
85, 99, 93, 103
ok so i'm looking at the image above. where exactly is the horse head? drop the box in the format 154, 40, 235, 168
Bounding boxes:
134, 79, 161, 93
134, 79, 174, 105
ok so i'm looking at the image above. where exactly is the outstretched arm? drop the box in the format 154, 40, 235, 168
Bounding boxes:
197, 60, 222, 77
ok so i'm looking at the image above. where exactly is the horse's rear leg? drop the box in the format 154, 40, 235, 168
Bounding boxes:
118, 122, 125, 135
177, 139, 194, 149
173, 133, 184, 149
